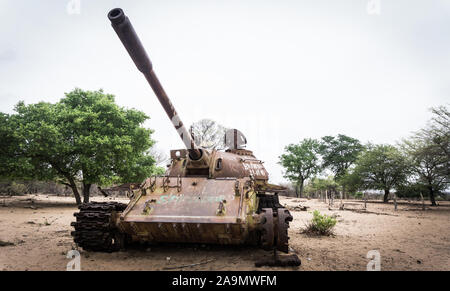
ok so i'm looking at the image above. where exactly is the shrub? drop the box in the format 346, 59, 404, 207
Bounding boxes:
354, 191, 364, 199
303, 210, 337, 236
8, 182, 27, 196
395, 183, 426, 198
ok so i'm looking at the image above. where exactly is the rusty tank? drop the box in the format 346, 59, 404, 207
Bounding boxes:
71, 8, 293, 254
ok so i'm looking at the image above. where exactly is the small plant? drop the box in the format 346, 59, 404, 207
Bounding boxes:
7, 182, 27, 196
302, 210, 337, 236
354, 191, 364, 199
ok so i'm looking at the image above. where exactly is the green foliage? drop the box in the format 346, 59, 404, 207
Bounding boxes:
304, 176, 337, 196
304, 210, 337, 236
422, 106, 449, 167
7, 182, 27, 196
354, 144, 410, 202
338, 170, 363, 195
395, 182, 427, 198
0, 89, 161, 203
354, 191, 364, 199
279, 139, 322, 197
0, 112, 34, 178
401, 105, 449, 205
319, 134, 364, 180
152, 166, 166, 176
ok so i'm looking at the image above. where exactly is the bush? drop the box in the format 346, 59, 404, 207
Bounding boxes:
303, 210, 337, 236
395, 183, 426, 198
354, 191, 364, 199
8, 182, 27, 196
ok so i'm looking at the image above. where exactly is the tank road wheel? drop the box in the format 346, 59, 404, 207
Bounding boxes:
259, 208, 275, 251
258, 207, 293, 253
276, 208, 293, 253
71, 202, 128, 252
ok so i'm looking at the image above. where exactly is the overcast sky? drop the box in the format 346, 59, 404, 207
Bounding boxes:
0, 0, 449, 183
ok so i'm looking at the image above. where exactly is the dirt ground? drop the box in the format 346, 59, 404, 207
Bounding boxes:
0, 194, 449, 271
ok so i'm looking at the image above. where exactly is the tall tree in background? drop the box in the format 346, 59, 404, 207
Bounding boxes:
190, 119, 228, 150
0, 89, 163, 205
421, 106, 450, 161
279, 139, 321, 198
338, 170, 364, 196
319, 134, 364, 198
354, 144, 410, 203
0, 112, 33, 179
403, 139, 447, 206
402, 105, 449, 206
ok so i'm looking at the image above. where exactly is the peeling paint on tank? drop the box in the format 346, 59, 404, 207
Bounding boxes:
156, 193, 231, 205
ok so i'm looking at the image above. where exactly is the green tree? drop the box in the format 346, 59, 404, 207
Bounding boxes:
401, 105, 449, 206
338, 170, 363, 196
421, 106, 449, 163
1, 89, 163, 205
403, 140, 447, 206
319, 134, 364, 198
279, 139, 321, 198
354, 144, 410, 203
305, 176, 338, 198
0, 113, 29, 177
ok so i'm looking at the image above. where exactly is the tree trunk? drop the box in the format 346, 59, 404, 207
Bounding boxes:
393, 193, 397, 211
383, 189, 389, 203
298, 180, 304, 198
67, 176, 81, 205
342, 185, 346, 200
82, 183, 92, 203
428, 186, 436, 206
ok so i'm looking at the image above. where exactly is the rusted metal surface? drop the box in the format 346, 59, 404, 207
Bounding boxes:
125, 177, 251, 223
259, 208, 274, 250
276, 208, 293, 253
112, 176, 259, 245
167, 149, 269, 180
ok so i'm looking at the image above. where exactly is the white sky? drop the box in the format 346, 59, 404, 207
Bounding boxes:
0, 0, 449, 183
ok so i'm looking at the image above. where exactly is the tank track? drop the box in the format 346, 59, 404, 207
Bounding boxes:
71, 202, 128, 252
258, 194, 293, 253
276, 208, 293, 253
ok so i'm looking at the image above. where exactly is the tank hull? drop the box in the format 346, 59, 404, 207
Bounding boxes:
116, 177, 259, 245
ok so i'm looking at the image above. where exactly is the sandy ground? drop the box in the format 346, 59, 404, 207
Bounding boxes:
0, 194, 449, 271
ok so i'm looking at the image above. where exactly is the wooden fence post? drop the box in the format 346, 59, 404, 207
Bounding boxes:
393, 193, 397, 211
420, 193, 425, 210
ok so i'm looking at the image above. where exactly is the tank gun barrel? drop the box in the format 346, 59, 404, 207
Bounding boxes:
108, 8, 201, 160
